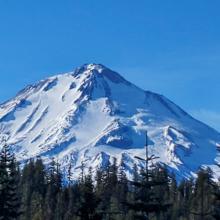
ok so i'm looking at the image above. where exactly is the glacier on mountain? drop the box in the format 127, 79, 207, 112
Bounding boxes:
0, 63, 220, 180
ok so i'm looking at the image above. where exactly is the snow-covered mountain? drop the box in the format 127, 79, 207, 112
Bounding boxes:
0, 64, 220, 180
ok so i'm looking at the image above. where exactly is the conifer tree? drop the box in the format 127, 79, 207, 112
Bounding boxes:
0, 143, 8, 219
63, 184, 80, 220
116, 160, 128, 217
78, 167, 97, 220
168, 173, 178, 220
45, 158, 62, 220
213, 182, 220, 220
126, 132, 172, 219
20, 159, 35, 220
30, 158, 46, 220
0, 142, 21, 220
67, 161, 73, 186
94, 167, 106, 218
30, 191, 44, 220
177, 178, 194, 220
212, 163, 220, 220
190, 168, 214, 220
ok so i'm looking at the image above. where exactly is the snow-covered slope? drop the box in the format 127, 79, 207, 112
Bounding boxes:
0, 64, 220, 180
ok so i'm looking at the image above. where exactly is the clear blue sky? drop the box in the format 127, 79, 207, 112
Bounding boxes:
0, 0, 220, 131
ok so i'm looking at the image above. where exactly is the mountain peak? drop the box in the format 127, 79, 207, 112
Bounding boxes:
73, 63, 106, 76
72, 63, 129, 85
0, 65, 220, 181
84, 63, 105, 71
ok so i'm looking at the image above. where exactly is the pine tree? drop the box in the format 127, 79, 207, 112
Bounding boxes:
63, 184, 80, 220
30, 191, 44, 220
126, 132, 172, 219
108, 196, 121, 220
0, 142, 21, 220
213, 181, 220, 220
54, 190, 66, 220
0, 144, 8, 219
116, 160, 128, 217
34, 157, 47, 196
20, 159, 35, 220
212, 162, 220, 220
190, 168, 214, 220
67, 161, 73, 186
94, 167, 106, 219
78, 167, 97, 220
168, 173, 179, 220
30, 158, 46, 220
95, 158, 119, 219
177, 178, 194, 220
44, 158, 62, 220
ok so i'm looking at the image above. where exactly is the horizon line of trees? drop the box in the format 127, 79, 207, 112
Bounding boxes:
1, 143, 220, 220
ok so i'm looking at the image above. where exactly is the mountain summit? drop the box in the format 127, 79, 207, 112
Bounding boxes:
0, 64, 220, 179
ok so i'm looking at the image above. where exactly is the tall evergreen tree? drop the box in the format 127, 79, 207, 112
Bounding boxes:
168, 173, 179, 220
44, 158, 62, 220
212, 163, 220, 220
213, 182, 220, 220
20, 159, 35, 220
116, 160, 128, 217
63, 183, 81, 220
30, 158, 46, 220
0, 142, 21, 220
177, 178, 194, 220
126, 132, 172, 219
190, 168, 214, 220
78, 167, 97, 220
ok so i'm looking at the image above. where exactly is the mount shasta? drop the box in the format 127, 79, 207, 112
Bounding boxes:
0, 64, 220, 180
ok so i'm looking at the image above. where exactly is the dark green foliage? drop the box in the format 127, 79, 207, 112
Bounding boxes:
77, 168, 97, 220
126, 164, 172, 220
44, 158, 62, 220
0, 143, 21, 220
2, 147, 220, 220
126, 131, 172, 220
190, 169, 214, 220
174, 178, 194, 220
213, 183, 220, 219
19, 157, 47, 220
